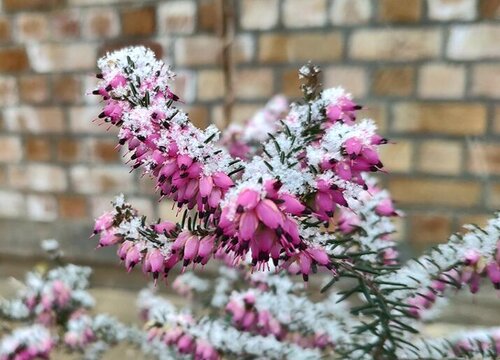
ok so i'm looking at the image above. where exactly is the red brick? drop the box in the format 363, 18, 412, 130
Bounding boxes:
3, 0, 62, 11
479, 0, 500, 19
52, 75, 81, 104
19, 75, 48, 104
26, 138, 51, 161
198, 0, 217, 31
468, 143, 500, 175
57, 139, 84, 163
0, 47, 29, 72
409, 213, 453, 249
58, 195, 87, 219
122, 7, 156, 36
0, 17, 11, 42
89, 139, 120, 163
378, 0, 422, 22
51, 10, 80, 39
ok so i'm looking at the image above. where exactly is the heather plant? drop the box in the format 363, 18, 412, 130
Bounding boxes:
2, 46, 500, 360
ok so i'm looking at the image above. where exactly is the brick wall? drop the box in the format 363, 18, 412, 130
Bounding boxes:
0, 0, 499, 260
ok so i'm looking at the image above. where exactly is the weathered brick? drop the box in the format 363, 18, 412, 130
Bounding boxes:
15, 13, 49, 42
158, 1, 196, 34
409, 213, 453, 249
4, 107, 65, 133
175, 36, 221, 66
235, 68, 274, 99
70, 166, 133, 194
392, 103, 487, 135
27, 43, 96, 73
350, 29, 441, 61
472, 64, 500, 98
372, 67, 415, 97
241, 0, 279, 30
379, 140, 413, 173
0, 47, 29, 72
458, 214, 490, 229
57, 139, 85, 163
83, 8, 119, 39
52, 74, 82, 104
282, 68, 303, 98
9, 164, 67, 192
58, 195, 87, 219
448, 25, 500, 59
490, 183, 500, 209
0, 76, 18, 106
122, 7, 156, 36
324, 66, 368, 98
18, 75, 48, 104
26, 138, 51, 161
479, 0, 500, 18
468, 143, 500, 175
428, 0, 477, 20
494, 106, 500, 133
379, 0, 422, 22
418, 64, 465, 99
27, 194, 57, 221
198, 0, 217, 31
418, 140, 462, 175
51, 10, 80, 39
388, 177, 481, 206
185, 105, 209, 129
197, 70, 225, 101
3, 0, 62, 11
330, 0, 372, 24
0, 190, 24, 218
0, 16, 11, 42
259, 33, 343, 63
0, 137, 22, 163
88, 139, 120, 163
283, 0, 327, 28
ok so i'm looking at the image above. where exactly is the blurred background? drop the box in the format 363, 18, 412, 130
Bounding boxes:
0, 0, 498, 267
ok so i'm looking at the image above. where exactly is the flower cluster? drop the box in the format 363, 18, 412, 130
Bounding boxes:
91, 48, 390, 283
0, 325, 54, 360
